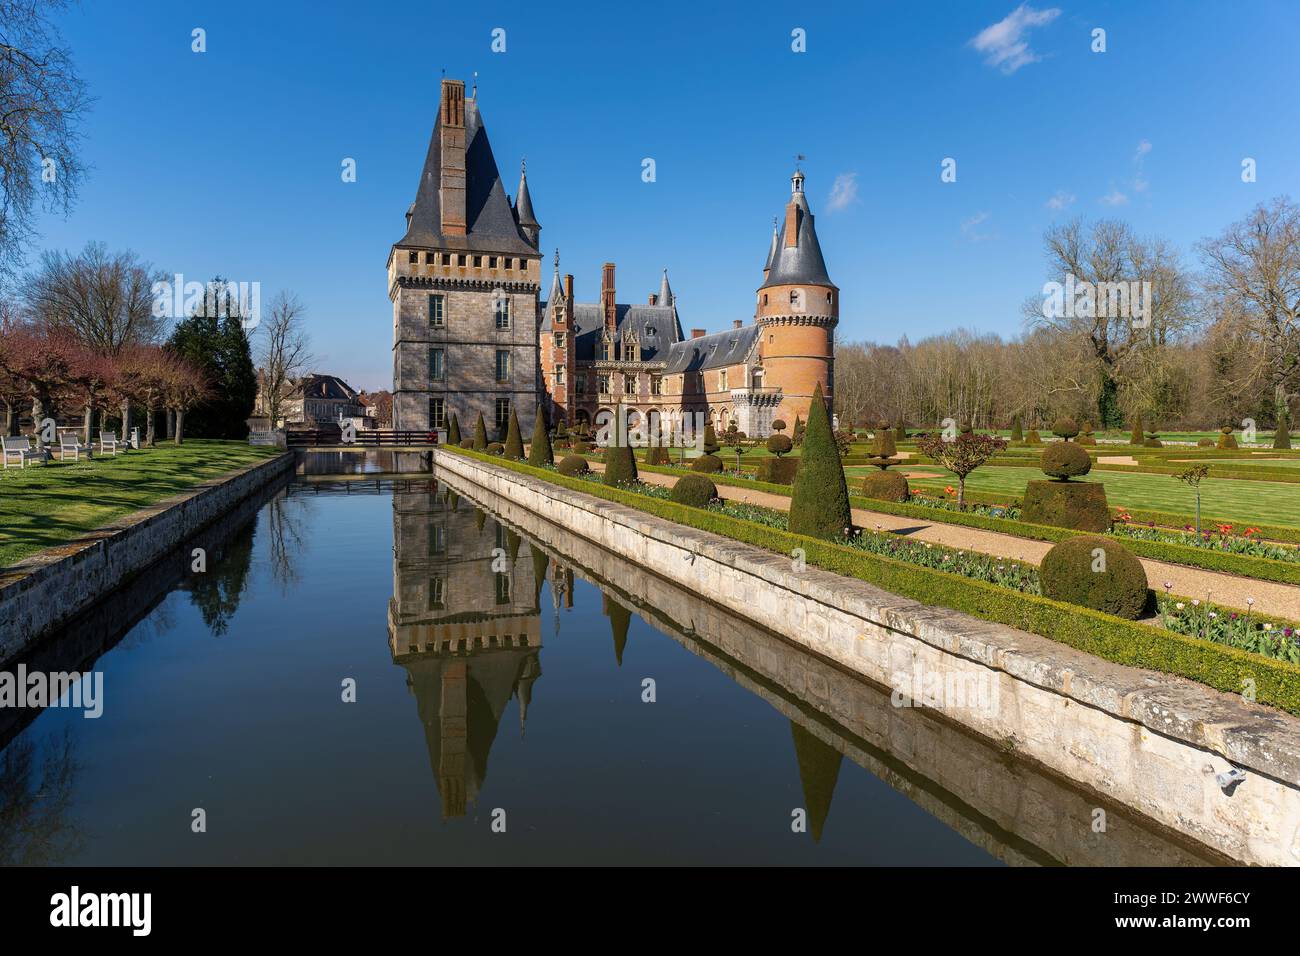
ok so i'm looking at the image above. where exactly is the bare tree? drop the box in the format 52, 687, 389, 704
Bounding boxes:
0, 0, 89, 279
256, 291, 312, 427
23, 242, 164, 351
1199, 196, 1300, 427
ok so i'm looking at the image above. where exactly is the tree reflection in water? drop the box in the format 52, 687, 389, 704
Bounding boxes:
0, 728, 84, 865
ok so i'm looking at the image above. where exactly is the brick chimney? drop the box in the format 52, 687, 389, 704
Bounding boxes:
732, 320, 743, 329
439, 79, 466, 237
564, 274, 574, 325
691, 328, 707, 339
601, 262, 617, 331
648, 294, 658, 305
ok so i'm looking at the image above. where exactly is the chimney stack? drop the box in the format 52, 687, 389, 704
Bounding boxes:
648, 294, 658, 305
439, 80, 467, 237
563, 274, 574, 324
601, 262, 617, 330
733, 320, 743, 329
691, 328, 707, 339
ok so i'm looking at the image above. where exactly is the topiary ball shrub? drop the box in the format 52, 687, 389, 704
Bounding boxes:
766, 434, 793, 457
1040, 441, 1092, 479
1197, 437, 1215, 447
670, 473, 718, 508
1077, 422, 1097, 446
691, 453, 723, 473
1216, 426, 1238, 450
1039, 536, 1153, 620
573, 441, 592, 454
754, 456, 798, 484
486, 442, 504, 456
557, 454, 589, 476
1143, 435, 1164, 448
861, 469, 909, 502
1021, 480, 1110, 532
1052, 417, 1079, 440
459, 439, 474, 449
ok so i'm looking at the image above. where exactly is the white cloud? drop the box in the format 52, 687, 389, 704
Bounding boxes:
961, 211, 994, 241
1134, 139, 1152, 159
1132, 140, 1151, 192
1100, 189, 1129, 206
969, 4, 1062, 74
825, 172, 859, 213
1045, 190, 1076, 210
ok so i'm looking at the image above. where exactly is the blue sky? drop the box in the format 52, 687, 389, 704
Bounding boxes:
30, 0, 1300, 390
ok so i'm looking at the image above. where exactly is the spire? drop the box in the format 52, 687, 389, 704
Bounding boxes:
760, 168, 835, 291
763, 217, 778, 277
658, 268, 674, 308
514, 159, 539, 248
547, 248, 562, 305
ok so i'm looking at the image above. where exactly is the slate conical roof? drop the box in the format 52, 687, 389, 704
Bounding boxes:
658, 268, 674, 307
515, 161, 538, 230
760, 172, 836, 291
396, 97, 536, 256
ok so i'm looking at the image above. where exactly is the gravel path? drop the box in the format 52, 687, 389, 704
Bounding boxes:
598, 463, 1300, 619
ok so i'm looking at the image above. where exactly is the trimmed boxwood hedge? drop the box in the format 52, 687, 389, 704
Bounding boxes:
635, 459, 1300, 586
442, 446, 1300, 716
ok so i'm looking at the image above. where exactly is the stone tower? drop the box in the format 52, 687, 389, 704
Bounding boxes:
755, 168, 837, 427
388, 78, 543, 438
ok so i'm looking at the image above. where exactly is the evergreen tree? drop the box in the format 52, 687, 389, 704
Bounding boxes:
503, 406, 525, 459
166, 279, 257, 438
1129, 414, 1144, 446
1010, 414, 1023, 442
472, 412, 487, 450
528, 404, 553, 466
788, 383, 851, 540
1276, 406, 1293, 450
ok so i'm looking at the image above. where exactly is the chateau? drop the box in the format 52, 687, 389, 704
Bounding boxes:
390, 79, 836, 440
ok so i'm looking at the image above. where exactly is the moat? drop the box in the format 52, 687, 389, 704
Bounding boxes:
0, 454, 1224, 866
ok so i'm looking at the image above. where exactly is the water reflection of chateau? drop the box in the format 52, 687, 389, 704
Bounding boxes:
388, 481, 545, 818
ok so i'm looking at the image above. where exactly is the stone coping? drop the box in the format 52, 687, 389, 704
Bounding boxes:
437, 450, 1300, 788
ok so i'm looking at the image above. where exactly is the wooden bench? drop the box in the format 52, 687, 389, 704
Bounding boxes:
2, 435, 35, 468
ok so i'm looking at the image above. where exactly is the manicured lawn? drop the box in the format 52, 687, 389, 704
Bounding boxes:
858, 462, 1300, 527
0, 440, 281, 567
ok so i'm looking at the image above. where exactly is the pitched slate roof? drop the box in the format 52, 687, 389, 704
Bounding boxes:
662, 324, 761, 374
395, 99, 536, 256
760, 182, 836, 291
298, 374, 360, 402
567, 303, 684, 362
514, 162, 537, 230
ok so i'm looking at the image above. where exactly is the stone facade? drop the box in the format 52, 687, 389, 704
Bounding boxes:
389, 79, 542, 438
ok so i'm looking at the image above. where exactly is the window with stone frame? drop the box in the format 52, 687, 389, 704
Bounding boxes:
429, 396, 446, 429
650, 375, 662, 396
494, 397, 510, 434
429, 348, 445, 381
428, 293, 445, 327
495, 350, 510, 382
624, 373, 636, 395
494, 295, 510, 330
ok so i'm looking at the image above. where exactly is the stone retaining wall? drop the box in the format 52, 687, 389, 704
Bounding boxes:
434, 449, 1300, 866
0, 452, 294, 660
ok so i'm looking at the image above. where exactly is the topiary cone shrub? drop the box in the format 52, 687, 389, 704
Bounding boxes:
645, 444, 670, 465
788, 383, 852, 540
1009, 415, 1023, 443
1039, 536, 1153, 620
894, 422, 906, 442
527, 405, 553, 466
1025, 428, 1042, 445
1216, 425, 1237, 450
861, 470, 909, 502
670, 473, 718, 508
602, 408, 639, 487
473, 412, 488, 450
1276, 409, 1293, 450
557, 454, 589, 476
447, 414, 461, 446
503, 406, 525, 460
1129, 415, 1144, 446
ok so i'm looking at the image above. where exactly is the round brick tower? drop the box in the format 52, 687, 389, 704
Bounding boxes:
755, 168, 837, 429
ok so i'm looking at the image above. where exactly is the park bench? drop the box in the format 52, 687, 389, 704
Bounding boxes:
2, 435, 35, 469
99, 430, 119, 455
59, 432, 92, 462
